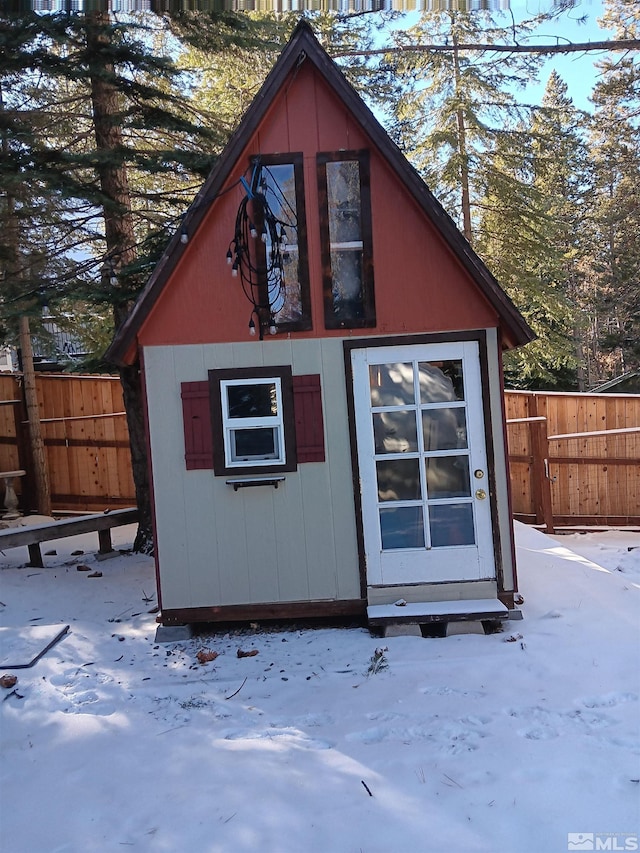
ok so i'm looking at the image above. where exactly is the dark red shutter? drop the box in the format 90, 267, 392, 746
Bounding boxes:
181, 381, 214, 470
292, 374, 325, 463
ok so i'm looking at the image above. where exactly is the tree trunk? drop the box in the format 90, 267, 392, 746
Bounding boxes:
86, 12, 153, 553
1, 82, 51, 517
119, 360, 154, 553
19, 316, 52, 517
452, 33, 473, 243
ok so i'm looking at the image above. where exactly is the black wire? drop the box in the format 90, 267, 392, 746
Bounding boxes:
229, 162, 300, 327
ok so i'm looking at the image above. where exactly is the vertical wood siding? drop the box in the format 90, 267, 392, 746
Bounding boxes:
505, 390, 640, 526
0, 372, 135, 513
143, 340, 360, 611
2, 373, 637, 528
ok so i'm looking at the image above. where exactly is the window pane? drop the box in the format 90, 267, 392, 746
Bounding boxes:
422, 408, 468, 451
263, 164, 296, 224
326, 160, 362, 243
257, 160, 308, 329
376, 458, 421, 502
369, 363, 415, 407
425, 456, 471, 499
275, 249, 302, 323
227, 383, 277, 418
380, 506, 424, 550
418, 360, 465, 402
231, 428, 278, 461
429, 503, 475, 547
373, 410, 418, 454
330, 249, 363, 321
320, 151, 374, 330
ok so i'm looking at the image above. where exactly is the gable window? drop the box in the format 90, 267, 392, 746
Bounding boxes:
252, 154, 311, 331
317, 150, 375, 329
209, 366, 297, 475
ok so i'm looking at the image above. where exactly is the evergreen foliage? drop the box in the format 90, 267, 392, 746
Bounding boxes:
585, 0, 640, 378
1, 6, 638, 385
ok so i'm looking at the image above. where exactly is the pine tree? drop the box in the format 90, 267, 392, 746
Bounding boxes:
1, 10, 224, 550
386, 10, 542, 241
586, 0, 640, 378
529, 72, 592, 389
476, 125, 576, 387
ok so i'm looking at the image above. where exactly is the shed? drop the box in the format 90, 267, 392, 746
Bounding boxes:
108, 22, 534, 630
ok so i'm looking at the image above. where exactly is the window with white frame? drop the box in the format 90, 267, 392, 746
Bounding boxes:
209, 366, 297, 475
221, 377, 284, 466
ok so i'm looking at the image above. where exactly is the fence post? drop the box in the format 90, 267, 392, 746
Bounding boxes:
12, 390, 35, 514
529, 396, 554, 533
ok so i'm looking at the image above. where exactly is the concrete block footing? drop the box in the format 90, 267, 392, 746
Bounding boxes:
155, 624, 193, 643
383, 623, 423, 638
95, 550, 119, 562
446, 620, 485, 636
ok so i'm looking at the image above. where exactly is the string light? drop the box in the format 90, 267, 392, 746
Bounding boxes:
226, 159, 298, 341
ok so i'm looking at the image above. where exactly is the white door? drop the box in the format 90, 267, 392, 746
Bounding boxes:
351, 341, 495, 586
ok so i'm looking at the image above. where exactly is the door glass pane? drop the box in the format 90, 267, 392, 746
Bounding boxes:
376, 459, 421, 501
373, 410, 418, 454
370, 363, 415, 406
380, 506, 425, 550
419, 360, 464, 402
429, 503, 475, 547
425, 456, 471, 498
227, 383, 277, 418
231, 427, 278, 461
422, 408, 468, 451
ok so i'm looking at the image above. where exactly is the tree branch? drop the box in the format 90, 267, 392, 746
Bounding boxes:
333, 39, 640, 58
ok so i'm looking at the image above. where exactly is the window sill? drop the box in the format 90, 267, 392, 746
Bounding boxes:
226, 476, 286, 491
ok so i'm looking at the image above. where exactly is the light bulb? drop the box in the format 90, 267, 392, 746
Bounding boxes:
180, 231, 188, 244
269, 322, 277, 336
248, 318, 256, 337
250, 222, 258, 239
226, 249, 233, 265
231, 261, 239, 278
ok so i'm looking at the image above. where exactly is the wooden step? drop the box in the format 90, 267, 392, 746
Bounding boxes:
367, 598, 509, 626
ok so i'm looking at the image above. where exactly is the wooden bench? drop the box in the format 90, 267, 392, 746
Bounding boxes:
0, 508, 139, 567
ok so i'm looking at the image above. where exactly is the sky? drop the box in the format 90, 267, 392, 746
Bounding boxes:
515, 0, 615, 110
383, 0, 615, 111
1, 520, 639, 852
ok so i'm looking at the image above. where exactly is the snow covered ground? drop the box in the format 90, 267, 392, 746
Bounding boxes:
1, 521, 638, 853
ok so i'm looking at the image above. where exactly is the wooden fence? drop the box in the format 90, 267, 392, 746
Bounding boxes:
1, 374, 639, 526
0, 372, 135, 513
505, 390, 640, 530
